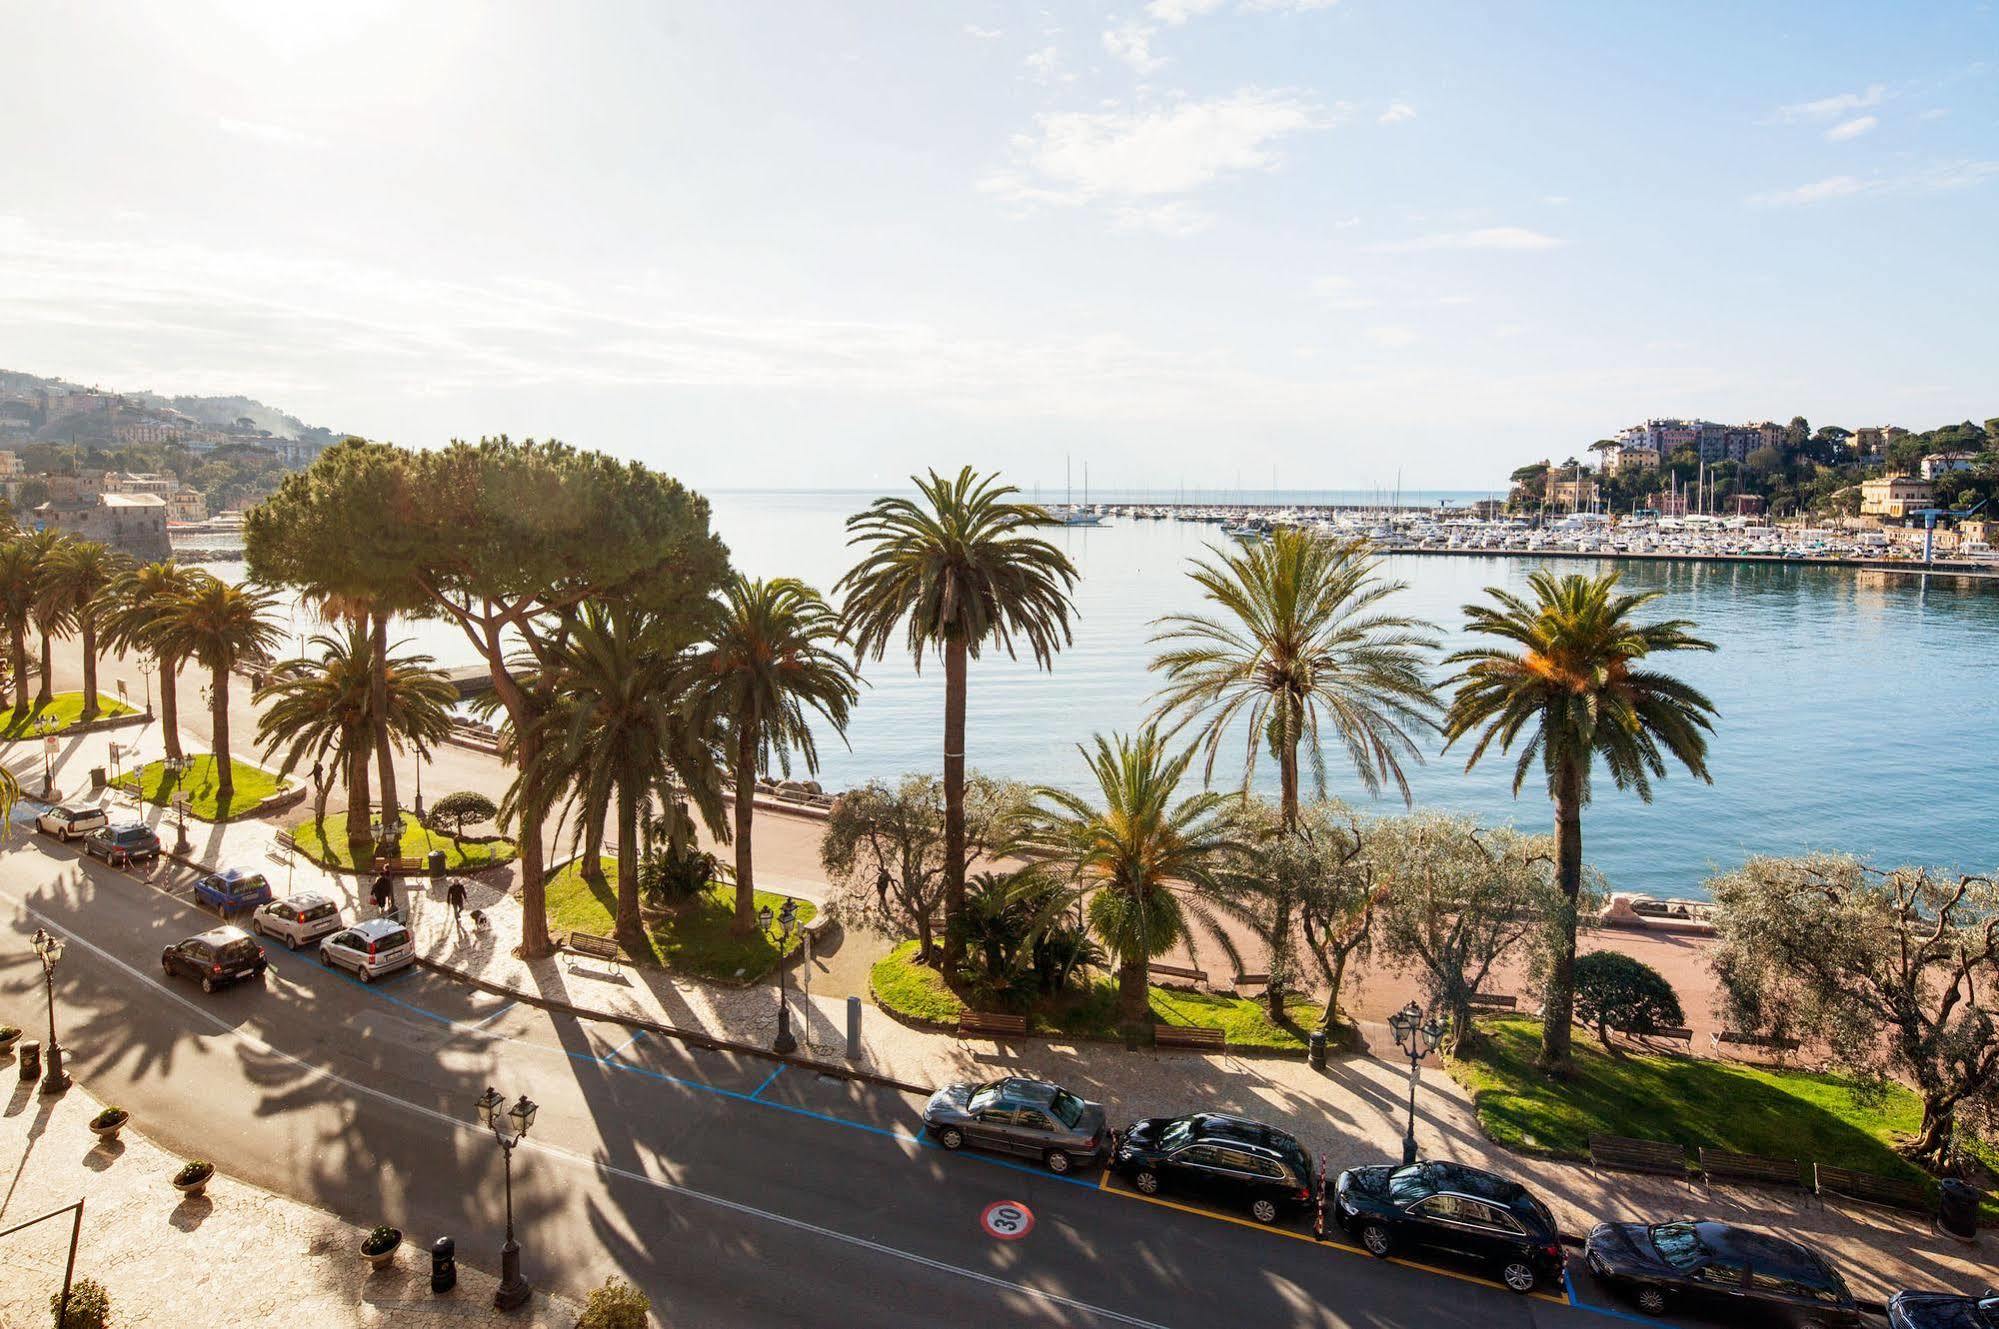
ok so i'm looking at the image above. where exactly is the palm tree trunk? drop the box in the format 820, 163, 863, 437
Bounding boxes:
732, 721, 758, 934
36, 628, 52, 706
10, 624, 26, 713
369, 611, 399, 846
212, 666, 233, 804
158, 651, 183, 761
1265, 731, 1300, 1018
581, 799, 608, 895
79, 622, 99, 720
513, 723, 554, 960
941, 635, 969, 971
347, 744, 374, 862
614, 784, 644, 955
1118, 955, 1149, 1027
1539, 760, 1584, 1072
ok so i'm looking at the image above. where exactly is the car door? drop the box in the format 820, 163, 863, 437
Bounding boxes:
1164, 1143, 1222, 1200
1687, 1256, 1749, 1317
180, 941, 212, 980
967, 1105, 1018, 1153
255, 901, 288, 943
1207, 1148, 1271, 1213
324, 931, 359, 972
1009, 1106, 1061, 1159
1406, 1194, 1476, 1259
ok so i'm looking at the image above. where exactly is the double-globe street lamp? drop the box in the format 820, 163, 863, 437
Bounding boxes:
474, 1086, 539, 1312
31, 929, 70, 1095
1387, 1000, 1446, 1166
35, 714, 58, 798
758, 899, 800, 1056
162, 753, 194, 855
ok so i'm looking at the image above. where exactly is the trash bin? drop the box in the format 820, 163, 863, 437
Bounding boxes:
90, 766, 106, 790
429, 1235, 457, 1294
1936, 1178, 1981, 1242
427, 849, 446, 875
17, 1041, 39, 1084
1307, 1028, 1327, 1070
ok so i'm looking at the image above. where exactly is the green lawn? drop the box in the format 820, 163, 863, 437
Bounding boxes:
112, 755, 286, 821
0, 692, 134, 740
291, 810, 518, 872
545, 856, 815, 983
1452, 1016, 1997, 1216
870, 940, 1324, 1052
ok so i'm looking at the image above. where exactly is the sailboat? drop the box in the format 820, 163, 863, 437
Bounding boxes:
1052, 458, 1104, 526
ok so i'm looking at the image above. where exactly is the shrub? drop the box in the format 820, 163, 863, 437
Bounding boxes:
426, 790, 498, 837
173, 1160, 213, 1186
1573, 951, 1684, 1052
89, 1107, 126, 1129
576, 1276, 651, 1329
361, 1225, 401, 1255
638, 840, 718, 907
50, 1277, 111, 1329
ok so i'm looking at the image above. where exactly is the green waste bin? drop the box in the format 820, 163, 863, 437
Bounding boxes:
427, 849, 447, 875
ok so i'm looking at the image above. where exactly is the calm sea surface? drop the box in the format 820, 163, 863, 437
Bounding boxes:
199, 488, 1999, 898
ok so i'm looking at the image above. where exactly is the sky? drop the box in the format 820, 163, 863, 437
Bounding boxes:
0, 1, 1994, 492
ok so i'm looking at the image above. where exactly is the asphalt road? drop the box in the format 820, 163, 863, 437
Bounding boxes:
0, 832, 1723, 1328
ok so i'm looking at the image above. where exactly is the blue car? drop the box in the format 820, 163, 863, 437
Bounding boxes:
194, 868, 275, 915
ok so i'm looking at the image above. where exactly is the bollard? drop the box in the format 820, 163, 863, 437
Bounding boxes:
845, 995, 862, 1060
430, 1235, 457, 1293
17, 1041, 40, 1085
1307, 1029, 1327, 1070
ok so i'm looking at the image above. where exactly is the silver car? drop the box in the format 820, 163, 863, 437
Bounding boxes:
319, 917, 416, 982
922, 1076, 1110, 1175
36, 804, 108, 841
250, 893, 345, 950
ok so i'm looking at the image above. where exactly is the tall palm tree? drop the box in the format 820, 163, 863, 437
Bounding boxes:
156, 574, 284, 805
1443, 569, 1716, 1071
40, 540, 127, 720
837, 467, 1079, 969
1151, 529, 1438, 827
24, 529, 72, 707
1015, 727, 1251, 1028
256, 624, 457, 849
0, 540, 38, 715
100, 561, 203, 760
693, 574, 860, 933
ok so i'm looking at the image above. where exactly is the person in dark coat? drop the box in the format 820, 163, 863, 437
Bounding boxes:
370, 872, 394, 916
446, 877, 467, 926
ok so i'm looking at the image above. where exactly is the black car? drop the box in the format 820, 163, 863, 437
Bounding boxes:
1335, 1160, 1566, 1294
84, 821, 161, 866
1585, 1220, 1860, 1327
1109, 1113, 1315, 1223
1889, 1290, 1999, 1329
162, 926, 268, 993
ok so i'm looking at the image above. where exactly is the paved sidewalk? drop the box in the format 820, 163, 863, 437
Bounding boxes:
0, 1076, 579, 1327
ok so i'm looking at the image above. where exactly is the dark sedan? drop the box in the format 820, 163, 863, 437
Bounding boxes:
161, 926, 268, 994
1109, 1112, 1315, 1224
1335, 1160, 1566, 1294
922, 1077, 1109, 1174
1889, 1290, 1999, 1329
1585, 1220, 1859, 1327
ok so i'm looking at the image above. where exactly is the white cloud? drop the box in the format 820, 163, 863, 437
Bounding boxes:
963, 24, 1003, 41
1770, 83, 1888, 123
1365, 226, 1566, 253
1146, 0, 1335, 23
1310, 275, 1377, 310
1243, 0, 1340, 12
1112, 201, 1212, 235
1824, 115, 1877, 142
1748, 161, 1999, 207
1543, 195, 1571, 206
1022, 45, 1066, 83
1919, 108, 1950, 121
1378, 101, 1417, 126
1102, 22, 1166, 74
1750, 175, 1867, 206
1366, 325, 1418, 348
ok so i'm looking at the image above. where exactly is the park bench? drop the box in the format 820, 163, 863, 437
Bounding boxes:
1813, 1163, 1931, 1214
1152, 1025, 1227, 1053
1710, 1030, 1802, 1063
373, 856, 429, 876
1147, 962, 1208, 988
1467, 992, 1518, 1011
957, 1012, 1027, 1039
1589, 1134, 1692, 1180
1700, 1147, 1805, 1192
1627, 1024, 1694, 1047
566, 932, 622, 963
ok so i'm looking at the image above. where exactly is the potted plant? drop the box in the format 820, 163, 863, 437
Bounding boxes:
0, 1025, 19, 1055
88, 1106, 128, 1142
360, 1225, 402, 1270
172, 1159, 214, 1197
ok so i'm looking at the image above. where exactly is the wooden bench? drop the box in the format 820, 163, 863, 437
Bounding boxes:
1467, 992, 1518, 1011
1814, 1163, 1931, 1214
1710, 1030, 1802, 1062
1153, 1025, 1227, 1053
373, 856, 428, 876
1629, 1023, 1694, 1047
957, 1012, 1027, 1039
567, 932, 622, 963
1700, 1147, 1805, 1192
1147, 963, 1209, 986
1589, 1133, 1692, 1180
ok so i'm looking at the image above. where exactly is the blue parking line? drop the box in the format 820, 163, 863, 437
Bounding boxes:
602, 1028, 647, 1060
751, 1064, 784, 1098
471, 1000, 517, 1028
1562, 1268, 1657, 1324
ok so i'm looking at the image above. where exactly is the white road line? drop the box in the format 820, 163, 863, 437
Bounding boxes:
2, 889, 1177, 1329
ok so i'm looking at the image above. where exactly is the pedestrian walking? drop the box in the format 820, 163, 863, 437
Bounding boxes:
447, 876, 467, 926
370, 872, 393, 916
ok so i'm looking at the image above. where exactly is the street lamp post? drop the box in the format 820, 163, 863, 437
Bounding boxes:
31, 929, 70, 1095
474, 1086, 539, 1312
1387, 1000, 1445, 1166
136, 658, 155, 718
162, 754, 193, 854
36, 715, 57, 798
758, 899, 800, 1056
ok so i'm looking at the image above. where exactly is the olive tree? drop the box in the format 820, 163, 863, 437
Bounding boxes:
1572, 951, 1684, 1054
1229, 797, 1382, 1031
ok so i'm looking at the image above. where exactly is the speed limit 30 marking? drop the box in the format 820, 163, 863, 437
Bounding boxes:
980, 1199, 1035, 1241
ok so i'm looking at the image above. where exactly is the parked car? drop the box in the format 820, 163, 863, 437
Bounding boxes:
922, 1076, 1110, 1174
319, 917, 416, 982
1335, 1160, 1567, 1294
194, 868, 275, 914
1889, 1290, 1999, 1329
1109, 1112, 1315, 1224
35, 804, 108, 841
1585, 1220, 1860, 1327
161, 926, 268, 994
83, 821, 161, 866
250, 893, 344, 950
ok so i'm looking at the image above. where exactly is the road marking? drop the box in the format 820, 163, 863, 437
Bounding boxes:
470, 1000, 517, 1028
601, 1028, 647, 1061
1, 891, 1175, 1329
750, 1064, 783, 1098
980, 1199, 1034, 1241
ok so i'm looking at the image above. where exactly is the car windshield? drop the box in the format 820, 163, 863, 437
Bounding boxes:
1048, 1090, 1085, 1129
1159, 1118, 1196, 1150
967, 1083, 1003, 1113
1648, 1223, 1711, 1271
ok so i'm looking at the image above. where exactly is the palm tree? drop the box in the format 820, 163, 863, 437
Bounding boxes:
1442, 569, 1716, 1071
24, 529, 72, 707
1151, 529, 1437, 827
0, 540, 38, 714
256, 624, 457, 849
155, 574, 285, 805
693, 574, 860, 933
100, 561, 203, 760
1015, 728, 1251, 1028
40, 540, 127, 720
838, 467, 1079, 970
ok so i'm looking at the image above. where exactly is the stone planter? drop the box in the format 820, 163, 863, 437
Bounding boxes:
361, 1228, 402, 1270
172, 1163, 214, 1197
89, 1111, 128, 1142
0, 1030, 19, 1056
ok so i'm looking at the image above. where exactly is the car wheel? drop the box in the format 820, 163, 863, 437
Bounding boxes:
286, 934, 299, 951
1360, 1223, 1393, 1258
1501, 1260, 1537, 1294
201, 976, 216, 994
936, 1126, 964, 1151
358, 965, 374, 983
1633, 1286, 1668, 1316
1250, 1198, 1279, 1224
1044, 1150, 1073, 1175
319, 950, 333, 968
1133, 1169, 1161, 1196
162, 958, 173, 977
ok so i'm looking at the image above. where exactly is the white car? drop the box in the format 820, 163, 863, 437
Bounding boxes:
36, 804, 108, 841
319, 917, 416, 982
250, 893, 345, 950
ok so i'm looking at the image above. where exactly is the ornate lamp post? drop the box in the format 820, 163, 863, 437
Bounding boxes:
1387, 1000, 1445, 1166
35, 714, 57, 798
474, 1086, 538, 1311
31, 929, 70, 1095
136, 657, 155, 718
758, 899, 800, 1056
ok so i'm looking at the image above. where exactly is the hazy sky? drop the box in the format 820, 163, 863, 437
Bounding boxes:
1, 2, 1993, 491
